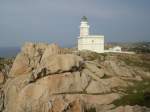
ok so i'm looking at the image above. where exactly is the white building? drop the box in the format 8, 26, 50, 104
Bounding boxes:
109, 46, 122, 52
78, 16, 104, 53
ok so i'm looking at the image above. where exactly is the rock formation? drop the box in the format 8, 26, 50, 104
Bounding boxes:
0, 42, 150, 112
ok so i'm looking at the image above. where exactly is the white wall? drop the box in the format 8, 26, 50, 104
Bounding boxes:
78, 36, 104, 53
80, 21, 89, 37
80, 27, 89, 36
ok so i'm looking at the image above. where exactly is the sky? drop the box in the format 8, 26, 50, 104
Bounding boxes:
0, 0, 150, 47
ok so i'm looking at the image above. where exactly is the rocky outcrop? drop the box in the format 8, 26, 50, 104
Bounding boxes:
9, 43, 69, 77
0, 89, 4, 112
9, 43, 47, 76
30, 54, 84, 82
2, 43, 150, 112
0, 72, 4, 84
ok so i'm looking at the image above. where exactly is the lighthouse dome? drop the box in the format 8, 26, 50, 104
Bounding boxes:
81, 16, 88, 22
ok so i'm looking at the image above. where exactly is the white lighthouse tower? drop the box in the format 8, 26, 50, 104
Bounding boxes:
80, 16, 89, 37
78, 16, 104, 53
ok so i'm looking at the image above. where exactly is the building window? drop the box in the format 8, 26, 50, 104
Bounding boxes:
92, 40, 94, 43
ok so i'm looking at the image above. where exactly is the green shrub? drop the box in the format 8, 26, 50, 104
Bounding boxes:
113, 80, 150, 107
85, 107, 96, 112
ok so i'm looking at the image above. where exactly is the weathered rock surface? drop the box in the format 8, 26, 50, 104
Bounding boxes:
0, 89, 4, 112
103, 60, 134, 78
0, 72, 4, 84
29, 54, 84, 82
84, 61, 104, 78
9, 43, 68, 77
3, 74, 31, 112
2, 43, 150, 112
9, 43, 46, 76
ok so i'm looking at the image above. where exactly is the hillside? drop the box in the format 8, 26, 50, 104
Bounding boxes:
0, 42, 150, 112
105, 42, 150, 53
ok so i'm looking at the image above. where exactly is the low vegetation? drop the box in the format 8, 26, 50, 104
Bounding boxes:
85, 107, 96, 112
113, 80, 150, 108
130, 42, 150, 53
0, 57, 14, 71
117, 53, 150, 71
106, 42, 150, 53
77, 51, 107, 62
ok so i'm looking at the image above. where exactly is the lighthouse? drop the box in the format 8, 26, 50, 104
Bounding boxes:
80, 16, 90, 37
78, 16, 104, 53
